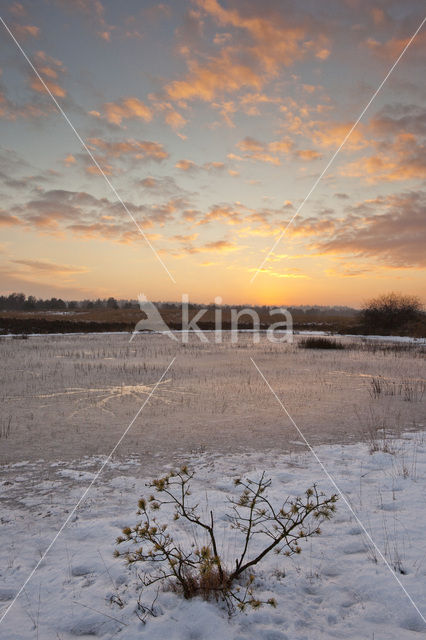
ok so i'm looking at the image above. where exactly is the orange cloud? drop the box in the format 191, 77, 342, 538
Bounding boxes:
138, 175, 190, 200
87, 137, 169, 164
294, 149, 322, 160
324, 261, 378, 278
175, 159, 197, 171
310, 121, 368, 150
203, 239, 238, 253
239, 92, 282, 116
30, 77, 66, 98
179, 201, 302, 239
160, 237, 240, 258
250, 267, 308, 279
175, 159, 226, 172
198, 205, 242, 226
98, 30, 111, 41
203, 161, 225, 171
0, 212, 23, 226
6, 188, 180, 243
195, 0, 330, 73
164, 107, 186, 130
268, 139, 293, 154
341, 133, 426, 183
172, 233, 199, 243
0, 91, 48, 120
149, 99, 187, 131
237, 137, 282, 165
29, 51, 67, 98
370, 104, 426, 137
12, 23, 40, 39
38, 66, 59, 79
212, 100, 237, 126
289, 217, 336, 238
85, 163, 114, 176
9, 3, 27, 18
63, 154, 76, 166
302, 84, 316, 94
165, 50, 263, 103
160, 2, 330, 119
365, 32, 426, 60
236, 136, 320, 164
92, 97, 153, 125
312, 191, 426, 268
370, 8, 387, 26
240, 92, 281, 105
55, 0, 113, 42
12, 259, 88, 275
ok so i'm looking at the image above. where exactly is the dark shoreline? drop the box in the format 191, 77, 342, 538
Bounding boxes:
0, 316, 424, 339
0, 317, 331, 334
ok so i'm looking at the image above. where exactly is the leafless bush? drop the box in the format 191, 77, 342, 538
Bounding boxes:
0, 417, 12, 439
360, 408, 398, 454
369, 377, 425, 402
299, 337, 345, 350
115, 467, 337, 613
361, 292, 423, 335
365, 427, 396, 455
369, 377, 384, 399
402, 380, 425, 402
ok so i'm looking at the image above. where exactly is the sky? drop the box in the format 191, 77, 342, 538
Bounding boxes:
0, 0, 425, 307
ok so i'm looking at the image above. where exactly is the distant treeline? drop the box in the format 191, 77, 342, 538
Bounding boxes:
0, 293, 134, 311
0, 292, 357, 316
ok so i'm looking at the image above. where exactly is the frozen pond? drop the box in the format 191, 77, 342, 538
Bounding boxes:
1, 333, 424, 467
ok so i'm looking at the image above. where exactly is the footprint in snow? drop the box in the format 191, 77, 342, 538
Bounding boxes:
342, 540, 366, 554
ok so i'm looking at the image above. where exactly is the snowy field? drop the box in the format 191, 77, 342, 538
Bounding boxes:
2, 434, 426, 639
0, 334, 425, 638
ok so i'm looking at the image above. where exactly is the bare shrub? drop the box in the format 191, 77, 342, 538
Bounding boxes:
0, 417, 12, 439
360, 409, 398, 454
361, 292, 423, 335
369, 377, 425, 402
365, 427, 396, 455
369, 377, 384, 399
115, 467, 337, 613
299, 337, 345, 350
402, 380, 425, 402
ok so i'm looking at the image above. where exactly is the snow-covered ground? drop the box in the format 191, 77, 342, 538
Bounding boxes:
1, 430, 426, 639
1, 334, 425, 638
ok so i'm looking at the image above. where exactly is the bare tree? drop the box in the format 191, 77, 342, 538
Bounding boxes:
361, 292, 423, 334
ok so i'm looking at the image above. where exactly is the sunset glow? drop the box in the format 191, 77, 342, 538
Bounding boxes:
0, 0, 425, 306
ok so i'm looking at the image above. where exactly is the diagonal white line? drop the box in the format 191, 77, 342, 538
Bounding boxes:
0, 16, 176, 284
250, 356, 426, 625
250, 14, 426, 283
0, 356, 176, 626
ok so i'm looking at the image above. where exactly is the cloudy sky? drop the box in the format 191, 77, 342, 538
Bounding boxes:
0, 0, 425, 305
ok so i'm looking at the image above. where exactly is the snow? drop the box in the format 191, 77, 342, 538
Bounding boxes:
345, 334, 426, 344
1, 431, 426, 639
